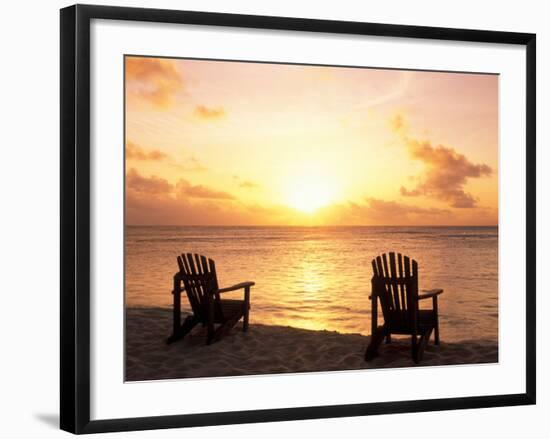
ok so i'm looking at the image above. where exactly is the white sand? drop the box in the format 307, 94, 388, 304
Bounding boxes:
126, 307, 498, 381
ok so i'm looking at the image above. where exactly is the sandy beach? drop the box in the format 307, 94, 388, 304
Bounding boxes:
125, 307, 498, 381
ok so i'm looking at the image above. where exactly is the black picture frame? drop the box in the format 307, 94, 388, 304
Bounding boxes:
60, 4, 536, 434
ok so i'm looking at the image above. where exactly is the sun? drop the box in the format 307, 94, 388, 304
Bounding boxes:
287, 177, 335, 214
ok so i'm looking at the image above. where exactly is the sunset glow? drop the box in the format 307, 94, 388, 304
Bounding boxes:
125, 56, 498, 226
288, 181, 333, 213
124, 57, 501, 380
286, 165, 338, 213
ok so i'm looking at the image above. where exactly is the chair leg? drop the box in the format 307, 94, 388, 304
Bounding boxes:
170, 286, 181, 341
206, 330, 215, 345
365, 326, 387, 361
243, 307, 249, 332
433, 296, 440, 345
412, 328, 433, 363
411, 335, 419, 363
210, 314, 242, 344
206, 322, 216, 345
385, 334, 391, 344
206, 300, 215, 345
166, 315, 198, 344
243, 286, 250, 332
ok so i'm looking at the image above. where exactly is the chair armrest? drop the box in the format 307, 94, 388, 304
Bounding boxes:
418, 289, 443, 300
217, 281, 255, 293
172, 272, 184, 294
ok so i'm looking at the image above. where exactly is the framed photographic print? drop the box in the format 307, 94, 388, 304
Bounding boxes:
60, 4, 536, 434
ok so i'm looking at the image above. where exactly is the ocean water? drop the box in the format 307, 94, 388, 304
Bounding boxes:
125, 226, 498, 342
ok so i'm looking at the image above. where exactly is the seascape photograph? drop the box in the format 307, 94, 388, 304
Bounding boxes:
124, 56, 499, 381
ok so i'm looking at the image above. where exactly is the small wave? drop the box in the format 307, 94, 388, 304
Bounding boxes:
444, 234, 497, 239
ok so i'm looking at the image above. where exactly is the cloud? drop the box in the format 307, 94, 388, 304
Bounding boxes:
126, 168, 234, 201
125, 57, 183, 108
346, 197, 450, 223
126, 168, 172, 196
126, 141, 167, 161
126, 169, 242, 224
124, 168, 494, 225
126, 140, 207, 172
400, 139, 492, 208
322, 197, 496, 226
125, 171, 494, 226
194, 105, 226, 120
126, 191, 242, 226
125, 171, 268, 225
391, 113, 492, 208
176, 179, 235, 200
232, 175, 259, 189
170, 156, 207, 172
389, 113, 407, 133
239, 181, 259, 189
184, 157, 207, 172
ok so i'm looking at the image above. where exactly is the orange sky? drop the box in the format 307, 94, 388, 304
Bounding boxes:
125, 56, 498, 226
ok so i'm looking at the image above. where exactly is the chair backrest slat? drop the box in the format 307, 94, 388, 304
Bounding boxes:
388, 252, 400, 312
372, 252, 419, 331
397, 253, 405, 308
371, 258, 379, 277
381, 253, 390, 307
177, 253, 220, 320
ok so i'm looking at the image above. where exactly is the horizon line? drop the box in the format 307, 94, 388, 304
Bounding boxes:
125, 224, 498, 228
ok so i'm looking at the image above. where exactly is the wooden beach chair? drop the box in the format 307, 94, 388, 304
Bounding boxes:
167, 253, 254, 345
365, 252, 443, 363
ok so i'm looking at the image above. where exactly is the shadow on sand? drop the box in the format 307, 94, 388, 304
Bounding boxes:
125, 307, 498, 382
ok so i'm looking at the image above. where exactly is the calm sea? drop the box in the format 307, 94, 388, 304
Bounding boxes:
125, 226, 498, 342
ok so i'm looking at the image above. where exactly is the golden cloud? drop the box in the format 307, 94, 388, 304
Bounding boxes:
400, 139, 492, 208
126, 168, 172, 195
125, 57, 183, 108
391, 113, 492, 208
340, 197, 450, 224
126, 141, 167, 161
176, 179, 235, 200
233, 175, 259, 189
194, 105, 226, 120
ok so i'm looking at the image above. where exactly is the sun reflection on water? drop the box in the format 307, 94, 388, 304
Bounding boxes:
125, 226, 499, 341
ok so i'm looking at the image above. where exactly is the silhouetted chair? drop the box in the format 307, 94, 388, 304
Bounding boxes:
167, 253, 254, 345
365, 252, 443, 363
